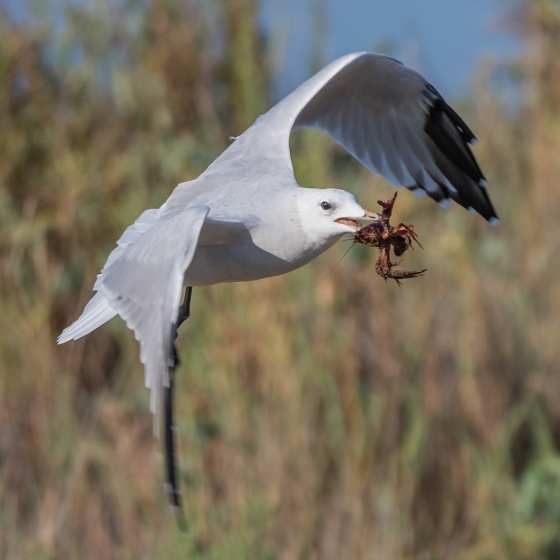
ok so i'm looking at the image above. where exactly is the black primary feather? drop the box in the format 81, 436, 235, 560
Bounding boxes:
422, 85, 498, 222
163, 286, 193, 533
164, 351, 188, 533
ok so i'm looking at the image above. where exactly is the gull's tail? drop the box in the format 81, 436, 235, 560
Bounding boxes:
58, 208, 160, 344
58, 291, 117, 343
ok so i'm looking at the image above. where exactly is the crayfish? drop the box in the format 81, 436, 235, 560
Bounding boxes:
354, 192, 427, 286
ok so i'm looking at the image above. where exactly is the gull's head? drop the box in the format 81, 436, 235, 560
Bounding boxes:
296, 188, 380, 243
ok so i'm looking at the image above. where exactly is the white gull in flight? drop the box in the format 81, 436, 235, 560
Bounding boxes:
58, 52, 498, 516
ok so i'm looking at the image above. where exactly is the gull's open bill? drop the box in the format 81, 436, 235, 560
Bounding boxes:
354, 193, 427, 286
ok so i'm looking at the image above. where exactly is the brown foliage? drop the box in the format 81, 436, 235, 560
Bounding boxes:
2, 1, 560, 559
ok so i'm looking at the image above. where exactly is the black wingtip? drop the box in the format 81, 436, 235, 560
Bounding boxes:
423, 89, 485, 186
421, 84, 498, 222
164, 353, 188, 533
423, 85, 477, 145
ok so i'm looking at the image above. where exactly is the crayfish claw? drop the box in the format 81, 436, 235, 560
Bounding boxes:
354, 193, 426, 285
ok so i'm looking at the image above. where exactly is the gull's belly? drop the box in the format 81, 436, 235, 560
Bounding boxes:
184, 237, 337, 286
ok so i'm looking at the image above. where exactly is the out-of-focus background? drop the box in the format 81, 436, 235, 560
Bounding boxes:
2, 0, 560, 558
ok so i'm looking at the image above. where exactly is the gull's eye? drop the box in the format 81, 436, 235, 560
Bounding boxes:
321, 201, 332, 211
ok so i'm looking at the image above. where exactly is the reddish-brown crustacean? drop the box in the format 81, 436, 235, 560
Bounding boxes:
354, 192, 427, 286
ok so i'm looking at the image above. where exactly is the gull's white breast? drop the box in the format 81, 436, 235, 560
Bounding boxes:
184, 216, 340, 286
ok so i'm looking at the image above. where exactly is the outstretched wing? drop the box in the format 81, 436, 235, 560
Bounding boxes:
214, 52, 497, 222
95, 205, 209, 431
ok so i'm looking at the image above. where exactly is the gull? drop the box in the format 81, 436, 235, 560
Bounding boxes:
58, 52, 497, 517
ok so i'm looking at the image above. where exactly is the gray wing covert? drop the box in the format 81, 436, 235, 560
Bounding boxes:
95, 205, 209, 432
292, 54, 497, 222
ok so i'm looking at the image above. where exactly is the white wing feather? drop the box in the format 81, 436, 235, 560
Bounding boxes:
94, 205, 209, 431
207, 52, 497, 221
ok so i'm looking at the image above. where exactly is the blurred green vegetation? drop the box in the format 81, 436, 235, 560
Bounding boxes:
2, 0, 560, 558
